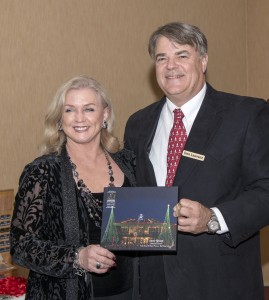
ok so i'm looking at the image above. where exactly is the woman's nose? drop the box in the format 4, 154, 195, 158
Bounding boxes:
75, 111, 85, 122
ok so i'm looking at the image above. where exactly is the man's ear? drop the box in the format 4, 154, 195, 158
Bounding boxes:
201, 54, 208, 73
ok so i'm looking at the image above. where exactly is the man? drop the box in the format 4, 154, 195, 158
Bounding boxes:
124, 22, 269, 300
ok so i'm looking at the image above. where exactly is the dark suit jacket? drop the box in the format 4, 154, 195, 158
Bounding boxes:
124, 84, 269, 300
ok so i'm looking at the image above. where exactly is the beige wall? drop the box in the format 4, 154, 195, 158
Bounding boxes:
247, 0, 269, 285
247, 0, 269, 99
0, 0, 250, 195
0, 0, 268, 283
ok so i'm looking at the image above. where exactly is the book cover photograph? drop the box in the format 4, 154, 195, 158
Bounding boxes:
100, 186, 178, 251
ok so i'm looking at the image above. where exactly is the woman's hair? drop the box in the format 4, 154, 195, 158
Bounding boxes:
148, 22, 208, 59
39, 75, 121, 155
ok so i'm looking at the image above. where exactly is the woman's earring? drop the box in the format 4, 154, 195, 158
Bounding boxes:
57, 123, 62, 131
102, 121, 108, 129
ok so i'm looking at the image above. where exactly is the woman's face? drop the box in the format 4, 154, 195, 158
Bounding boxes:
62, 88, 108, 146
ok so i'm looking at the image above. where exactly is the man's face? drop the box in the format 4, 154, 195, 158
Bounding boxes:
154, 36, 208, 106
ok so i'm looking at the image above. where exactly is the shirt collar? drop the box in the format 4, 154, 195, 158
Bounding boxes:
166, 83, 207, 123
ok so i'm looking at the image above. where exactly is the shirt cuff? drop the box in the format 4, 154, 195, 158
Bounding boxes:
211, 207, 229, 234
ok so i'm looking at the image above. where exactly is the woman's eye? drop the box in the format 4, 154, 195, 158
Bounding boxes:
85, 107, 94, 112
65, 108, 73, 113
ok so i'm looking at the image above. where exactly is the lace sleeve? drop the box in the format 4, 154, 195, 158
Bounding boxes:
111, 148, 136, 186
10, 158, 77, 278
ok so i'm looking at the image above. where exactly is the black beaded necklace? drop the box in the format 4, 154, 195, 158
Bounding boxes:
69, 149, 115, 228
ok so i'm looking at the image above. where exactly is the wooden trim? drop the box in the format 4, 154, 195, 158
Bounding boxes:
265, 286, 269, 300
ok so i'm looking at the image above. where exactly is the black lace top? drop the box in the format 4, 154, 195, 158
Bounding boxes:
80, 176, 133, 297
10, 148, 136, 300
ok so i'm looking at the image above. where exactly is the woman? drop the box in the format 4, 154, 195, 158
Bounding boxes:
10, 75, 137, 300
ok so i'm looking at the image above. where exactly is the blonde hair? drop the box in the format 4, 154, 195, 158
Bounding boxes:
39, 75, 121, 155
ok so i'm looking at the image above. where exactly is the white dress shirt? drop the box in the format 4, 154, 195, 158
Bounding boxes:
149, 84, 228, 233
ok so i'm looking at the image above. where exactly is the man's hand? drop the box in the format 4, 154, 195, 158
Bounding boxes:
173, 198, 212, 234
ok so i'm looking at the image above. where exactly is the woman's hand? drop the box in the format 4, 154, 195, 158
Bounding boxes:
78, 244, 116, 274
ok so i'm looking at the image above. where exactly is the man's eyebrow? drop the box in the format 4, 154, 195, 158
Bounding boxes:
155, 49, 190, 60
175, 50, 190, 55
155, 53, 166, 59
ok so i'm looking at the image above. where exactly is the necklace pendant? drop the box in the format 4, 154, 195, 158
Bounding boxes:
68, 149, 115, 228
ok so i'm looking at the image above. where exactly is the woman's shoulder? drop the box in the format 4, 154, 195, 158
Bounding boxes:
111, 148, 136, 186
112, 148, 136, 161
26, 153, 61, 169
19, 154, 61, 183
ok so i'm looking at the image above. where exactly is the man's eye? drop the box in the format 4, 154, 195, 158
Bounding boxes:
156, 57, 166, 63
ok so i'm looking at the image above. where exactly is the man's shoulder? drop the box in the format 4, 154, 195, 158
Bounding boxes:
127, 97, 166, 122
206, 84, 267, 110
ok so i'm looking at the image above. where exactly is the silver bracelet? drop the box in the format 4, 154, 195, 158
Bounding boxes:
73, 247, 87, 277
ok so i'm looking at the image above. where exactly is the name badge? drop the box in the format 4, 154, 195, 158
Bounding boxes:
182, 150, 205, 161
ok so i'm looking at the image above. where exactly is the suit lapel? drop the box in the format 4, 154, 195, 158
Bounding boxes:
138, 86, 226, 188
173, 85, 226, 187
139, 98, 166, 186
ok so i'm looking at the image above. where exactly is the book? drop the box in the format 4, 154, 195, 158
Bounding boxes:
100, 186, 178, 251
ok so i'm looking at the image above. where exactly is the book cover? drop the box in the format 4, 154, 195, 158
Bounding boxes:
100, 186, 178, 251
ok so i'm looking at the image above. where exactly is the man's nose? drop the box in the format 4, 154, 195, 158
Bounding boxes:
166, 57, 178, 69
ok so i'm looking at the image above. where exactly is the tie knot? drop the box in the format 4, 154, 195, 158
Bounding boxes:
173, 108, 184, 121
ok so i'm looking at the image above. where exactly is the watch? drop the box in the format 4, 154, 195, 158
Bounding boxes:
207, 209, 220, 234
